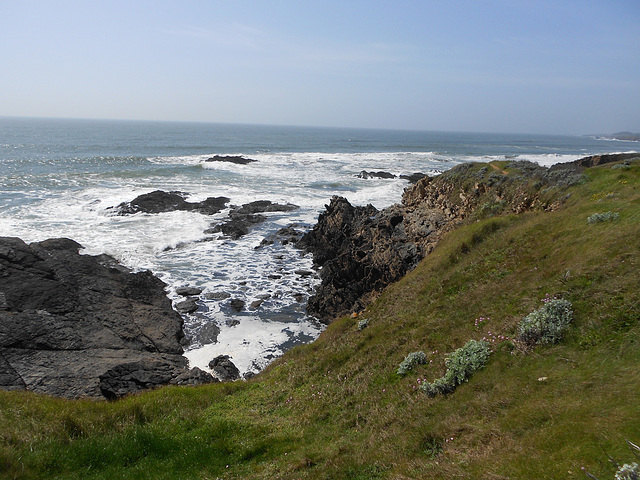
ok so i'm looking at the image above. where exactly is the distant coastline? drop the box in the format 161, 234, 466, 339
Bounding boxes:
590, 131, 640, 142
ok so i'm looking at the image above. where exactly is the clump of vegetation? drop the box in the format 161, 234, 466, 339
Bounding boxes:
583, 440, 640, 480
517, 298, 573, 346
357, 318, 369, 330
615, 463, 640, 480
612, 162, 631, 170
588, 211, 620, 224
397, 351, 427, 375
420, 340, 491, 397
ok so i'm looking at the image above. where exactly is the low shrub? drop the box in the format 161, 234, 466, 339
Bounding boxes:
587, 211, 619, 224
612, 163, 631, 170
397, 351, 427, 376
420, 340, 491, 397
517, 298, 573, 346
358, 319, 369, 331
614, 463, 640, 480
583, 440, 640, 480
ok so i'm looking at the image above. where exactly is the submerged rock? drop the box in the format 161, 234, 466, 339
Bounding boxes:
208, 201, 299, 240
175, 297, 199, 314
229, 298, 245, 312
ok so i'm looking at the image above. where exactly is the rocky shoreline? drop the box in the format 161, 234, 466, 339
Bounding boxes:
297, 153, 639, 321
1, 153, 636, 399
0, 237, 218, 399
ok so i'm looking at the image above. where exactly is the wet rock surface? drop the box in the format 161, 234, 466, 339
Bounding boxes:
356, 170, 427, 183
207, 201, 299, 240
113, 190, 230, 215
0, 236, 209, 399
205, 155, 257, 165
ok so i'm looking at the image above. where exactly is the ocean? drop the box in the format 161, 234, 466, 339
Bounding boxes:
1, 116, 636, 375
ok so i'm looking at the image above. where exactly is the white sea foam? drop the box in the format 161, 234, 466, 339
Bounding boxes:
184, 315, 323, 375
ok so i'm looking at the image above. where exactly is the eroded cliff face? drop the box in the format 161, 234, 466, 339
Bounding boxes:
0, 237, 213, 399
299, 159, 598, 322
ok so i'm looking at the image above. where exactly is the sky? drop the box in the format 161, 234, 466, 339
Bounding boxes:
1, 0, 639, 134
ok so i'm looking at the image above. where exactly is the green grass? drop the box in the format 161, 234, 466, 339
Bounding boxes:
1, 159, 639, 479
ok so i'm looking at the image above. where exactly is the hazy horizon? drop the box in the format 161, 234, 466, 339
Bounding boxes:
2, 1, 638, 135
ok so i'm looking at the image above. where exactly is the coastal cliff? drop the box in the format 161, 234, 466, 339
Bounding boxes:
300, 154, 636, 321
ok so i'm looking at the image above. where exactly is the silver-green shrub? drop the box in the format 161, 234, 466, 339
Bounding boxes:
615, 463, 640, 480
588, 211, 619, 224
612, 163, 631, 170
397, 351, 427, 375
358, 318, 369, 331
583, 439, 640, 480
420, 340, 491, 397
517, 298, 573, 346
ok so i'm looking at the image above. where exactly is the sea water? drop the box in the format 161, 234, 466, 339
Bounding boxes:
1, 117, 635, 375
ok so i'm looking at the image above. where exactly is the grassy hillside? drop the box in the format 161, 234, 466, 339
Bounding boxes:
1, 159, 638, 479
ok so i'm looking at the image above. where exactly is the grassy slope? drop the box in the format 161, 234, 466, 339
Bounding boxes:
1, 160, 638, 480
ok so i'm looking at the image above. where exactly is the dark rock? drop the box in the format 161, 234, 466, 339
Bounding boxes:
193, 322, 221, 345
175, 297, 199, 314
0, 236, 206, 399
208, 355, 240, 381
176, 286, 203, 296
209, 213, 265, 239
569, 152, 640, 168
255, 225, 304, 249
400, 172, 428, 183
250, 299, 264, 309
99, 360, 185, 400
295, 270, 313, 277
170, 367, 217, 386
114, 190, 229, 215
357, 170, 397, 179
229, 299, 245, 312
233, 200, 299, 214
205, 292, 231, 301
205, 155, 257, 165
0, 354, 26, 391
209, 202, 299, 240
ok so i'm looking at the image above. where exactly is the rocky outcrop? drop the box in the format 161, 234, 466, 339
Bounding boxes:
207, 201, 299, 240
298, 197, 445, 321
205, 155, 257, 165
0, 237, 211, 399
113, 190, 229, 215
565, 152, 640, 168
356, 171, 427, 183
208, 355, 240, 382
300, 160, 594, 321
357, 170, 397, 179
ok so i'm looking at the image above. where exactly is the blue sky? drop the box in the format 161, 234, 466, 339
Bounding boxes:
1, 0, 638, 134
